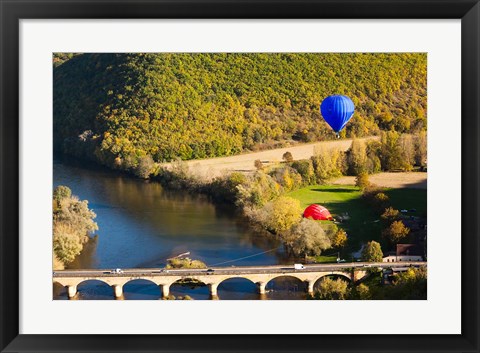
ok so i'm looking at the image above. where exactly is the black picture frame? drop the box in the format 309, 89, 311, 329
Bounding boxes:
1, 1, 479, 352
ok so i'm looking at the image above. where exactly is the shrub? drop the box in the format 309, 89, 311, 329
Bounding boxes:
254, 159, 264, 170
312, 277, 350, 300
291, 159, 315, 185
271, 166, 302, 192
286, 218, 331, 256
355, 172, 370, 190
381, 207, 400, 223
166, 257, 207, 269
282, 151, 294, 163
134, 155, 155, 179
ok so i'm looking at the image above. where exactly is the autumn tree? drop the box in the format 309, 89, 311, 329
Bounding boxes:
257, 196, 302, 234
311, 146, 346, 183
414, 131, 427, 168
397, 134, 415, 171
312, 277, 350, 300
388, 267, 427, 299
382, 220, 410, 244
291, 160, 315, 185
355, 283, 372, 300
287, 218, 331, 256
331, 228, 348, 248
361, 240, 383, 262
381, 207, 400, 223
272, 166, 302, 192
236, 172, 280, 207
53, 186, 98, 268
53, 185, 72, 202
347, 139, 367, 175
355, 172, 370, 191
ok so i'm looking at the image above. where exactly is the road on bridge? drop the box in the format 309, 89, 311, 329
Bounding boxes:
53, 261, 427, 278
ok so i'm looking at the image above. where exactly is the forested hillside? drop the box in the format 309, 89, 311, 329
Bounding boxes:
53, 53, 426, 172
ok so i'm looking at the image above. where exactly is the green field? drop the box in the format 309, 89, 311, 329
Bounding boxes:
384, 188, 427, 217
287, 185, 427, 257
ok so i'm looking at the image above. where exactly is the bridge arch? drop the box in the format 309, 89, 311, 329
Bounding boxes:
123, 279, 162, 300
312, 272, 352, 286
217, 276, 256, 287
216, 277, 258, 300
76, 278, 111, 287
168, 277, 210, 300
75, 279, 115, 300
265, 275, 307, 298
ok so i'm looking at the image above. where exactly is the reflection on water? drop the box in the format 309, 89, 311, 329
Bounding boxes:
53, 156, 305, 300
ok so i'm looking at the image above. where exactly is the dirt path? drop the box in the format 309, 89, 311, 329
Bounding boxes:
331, 172, 427, 189
180, 137, 377, 179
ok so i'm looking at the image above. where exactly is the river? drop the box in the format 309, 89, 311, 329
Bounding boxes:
53, 157, 307, 300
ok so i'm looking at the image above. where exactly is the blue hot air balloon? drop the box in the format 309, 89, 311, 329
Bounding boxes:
320, 95, 355, 136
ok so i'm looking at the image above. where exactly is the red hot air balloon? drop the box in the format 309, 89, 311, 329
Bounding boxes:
303, 204, 333, 221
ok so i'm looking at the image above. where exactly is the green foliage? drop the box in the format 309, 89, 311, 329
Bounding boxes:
388, 267, 427, 299
236, 172, 281, 207
347, 139, 367, 175
207, 172, 247, 203
270, 166, 302, 192
166, 257, 207, 269
361, 240, 383, 262
254, 196, 303, 234
311, 277, 350, 300
54, 53, 427, 173
53, 53, 79, 67
53, 223, 84, 264
288, 185, 382, 250
355, 283, 372, 300
53, 186, 98, 267
291, 159, 315, 185
53, 185, 72, 202
355, 172, 370, 190
286, 218, 331, 256
311, 147, 346, 183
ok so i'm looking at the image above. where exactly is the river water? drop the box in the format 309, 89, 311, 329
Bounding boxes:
53, 157, 307, 300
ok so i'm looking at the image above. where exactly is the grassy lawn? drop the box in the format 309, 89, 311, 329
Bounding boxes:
384, 188, 427, 217
287, 184, 427, 258
311, 255, 339, 263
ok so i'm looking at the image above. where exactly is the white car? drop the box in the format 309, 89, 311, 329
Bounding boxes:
111, 268, 124, 274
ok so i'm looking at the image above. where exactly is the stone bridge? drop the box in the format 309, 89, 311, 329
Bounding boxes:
53, 262, 416, 299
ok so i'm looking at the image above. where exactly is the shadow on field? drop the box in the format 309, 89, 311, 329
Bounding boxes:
310, 187, 358, 193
